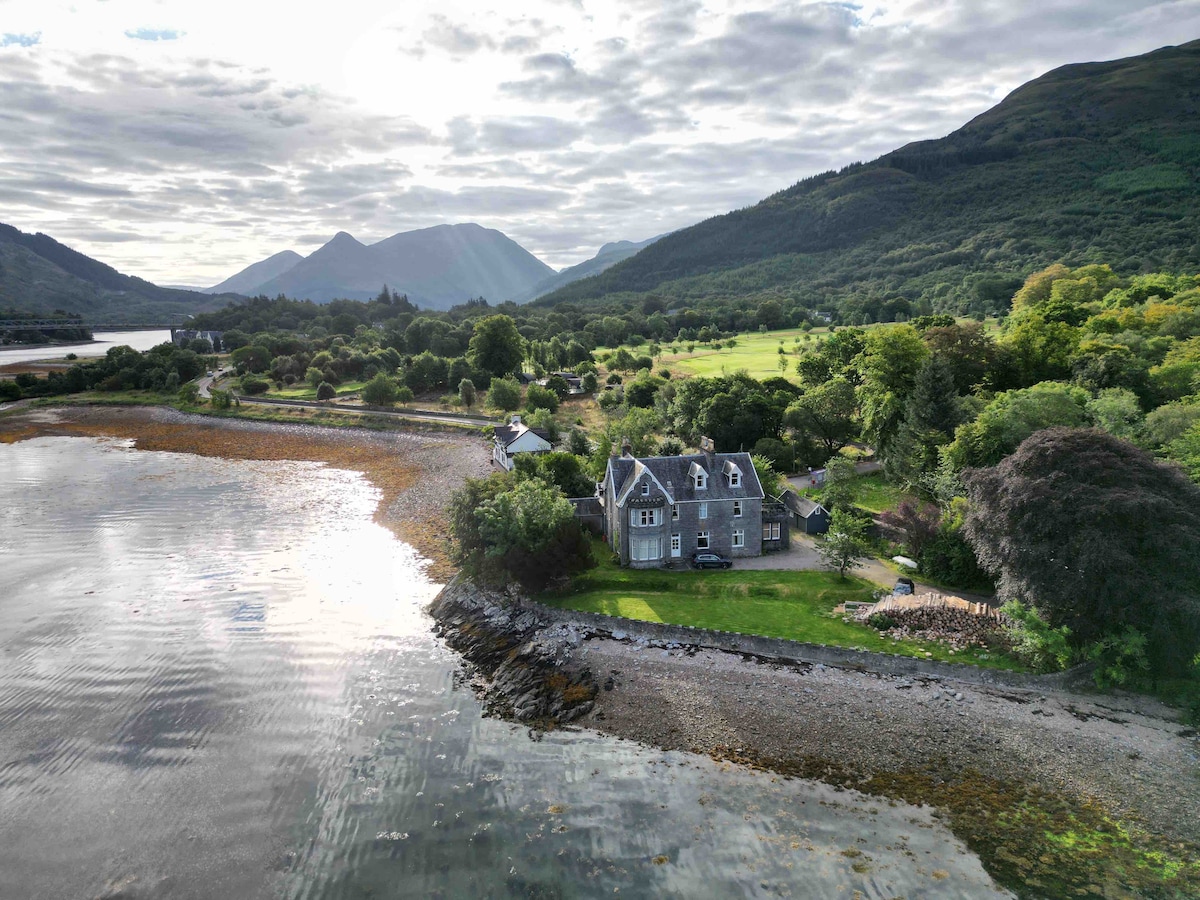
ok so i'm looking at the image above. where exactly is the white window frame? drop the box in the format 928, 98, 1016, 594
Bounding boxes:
696, 531, 710, 550
694, 472, 707, 490
730, 471, 741, 487
699, 502, 708, 520
762, 522, 781, 541
635, 508, 661, 527
641, 481, 650, 496
671, 504, 679, 521
733, 500, 742, 518
631, 536, 662, 561
732, 529, 745, 549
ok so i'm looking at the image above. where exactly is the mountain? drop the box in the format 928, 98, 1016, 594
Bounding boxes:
0, 222, 229, 322
233, 223, 555, 310
538, 39, 1200, 318
206, 250, 302, 294
513, 235, 665, 303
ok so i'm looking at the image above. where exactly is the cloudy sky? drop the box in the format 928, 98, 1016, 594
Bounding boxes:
1, 1, 1197, 286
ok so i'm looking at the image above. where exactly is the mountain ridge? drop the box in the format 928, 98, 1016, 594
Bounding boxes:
536, 39, 1200, 318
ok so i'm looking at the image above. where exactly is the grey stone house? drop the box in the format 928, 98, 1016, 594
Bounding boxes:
600, 438, 777, 568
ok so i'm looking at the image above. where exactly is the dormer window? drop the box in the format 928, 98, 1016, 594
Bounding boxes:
730, 471, 741, 487
641, 481, 650, 496
694, 471, 707, 490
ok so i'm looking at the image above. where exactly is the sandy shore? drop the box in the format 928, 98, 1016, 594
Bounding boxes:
0, 404, 492, 580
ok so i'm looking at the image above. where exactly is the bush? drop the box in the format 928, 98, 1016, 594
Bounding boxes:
0, 380, 22, 401
1000, 601, 1074, 673
395, 385, 414, 403
362, 372, 398, 406
240, 374, 270, 395
867, 613, 898, 631
316, 382, 336, 401
525, 383, 559, 413
487, 376, 521, 411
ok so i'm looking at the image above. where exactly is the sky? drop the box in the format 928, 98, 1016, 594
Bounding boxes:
0, 1, 1197, 287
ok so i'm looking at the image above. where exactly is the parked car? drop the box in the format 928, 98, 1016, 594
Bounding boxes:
691, 552, 732, 570
893, 577, 915, 596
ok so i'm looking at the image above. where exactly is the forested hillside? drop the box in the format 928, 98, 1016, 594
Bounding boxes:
539, 40, 1200, 323
0, 222, 229, 322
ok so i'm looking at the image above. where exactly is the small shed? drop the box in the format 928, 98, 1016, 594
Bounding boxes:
782, 490, 831, 534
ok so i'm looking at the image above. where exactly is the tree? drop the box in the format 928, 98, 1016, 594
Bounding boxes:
853, 325, 928, 461
362, 372, 399, 406
487, 376, 521, 412
750, 454, 784, 496
785, 376, 857, 456
879, 499, 941, 561
962, 428, 1200, 676
458, 378, 476, 409
525, 383, 559, 413
818, 510, 871, 579
545, 374, 571, 399
513, 451, 595, 497
565, 428, 592, 457
473, 479, 595, 591
943, 381, 1090, 470
819, 456, 858, 511
468, 315, 524, 378
316, 382, 336, 401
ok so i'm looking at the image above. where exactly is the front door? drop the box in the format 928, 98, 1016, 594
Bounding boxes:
671, 534, 681, 558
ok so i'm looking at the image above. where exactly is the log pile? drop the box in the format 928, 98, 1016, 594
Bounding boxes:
855, 593, 1008, 651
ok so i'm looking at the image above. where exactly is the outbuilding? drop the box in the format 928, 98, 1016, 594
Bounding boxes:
781, 490, 831, 535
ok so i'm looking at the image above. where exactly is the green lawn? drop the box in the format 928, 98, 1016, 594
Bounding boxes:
600, 318, 1002, 384
540, 544, 1022, 670
797, 472, 915, 515
262, 380, 369, 400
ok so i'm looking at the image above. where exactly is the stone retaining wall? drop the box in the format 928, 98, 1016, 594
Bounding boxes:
525, 600, 1086, 691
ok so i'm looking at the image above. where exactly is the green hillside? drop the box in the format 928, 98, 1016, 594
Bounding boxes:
538, 40, 1200, 322
0, 223, 229, 322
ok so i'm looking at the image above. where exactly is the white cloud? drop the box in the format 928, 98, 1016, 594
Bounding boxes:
0, 0, 1196, 282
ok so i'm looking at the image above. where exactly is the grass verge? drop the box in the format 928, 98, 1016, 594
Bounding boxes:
539, 541, 1023, 670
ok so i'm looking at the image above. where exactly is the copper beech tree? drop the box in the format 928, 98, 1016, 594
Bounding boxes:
962, 427, 1200, 676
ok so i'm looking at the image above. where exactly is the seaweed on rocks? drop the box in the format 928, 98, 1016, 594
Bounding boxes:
428, 578, 598, 728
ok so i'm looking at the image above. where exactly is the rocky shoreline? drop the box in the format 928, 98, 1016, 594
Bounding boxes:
429, 577, 1200, 898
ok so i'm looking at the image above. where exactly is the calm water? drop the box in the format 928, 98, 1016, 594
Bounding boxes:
0, 329, 174, 364
0, 437, 1010, 899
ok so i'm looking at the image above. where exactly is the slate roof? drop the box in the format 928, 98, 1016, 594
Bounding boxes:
608, 451, 764, 505
782, 490, 828, 518
569, 497, 603, 516
492, 422, 552, 447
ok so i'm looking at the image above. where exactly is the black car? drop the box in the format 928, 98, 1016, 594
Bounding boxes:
691, 552, 732, 569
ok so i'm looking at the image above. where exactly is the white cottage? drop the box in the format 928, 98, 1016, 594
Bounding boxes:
491, 415, 553, 470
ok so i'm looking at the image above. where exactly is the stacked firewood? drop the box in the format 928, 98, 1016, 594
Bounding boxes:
857, 602, 1009, 651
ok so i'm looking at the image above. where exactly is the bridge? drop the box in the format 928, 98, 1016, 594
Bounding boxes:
0, 319, 180, 331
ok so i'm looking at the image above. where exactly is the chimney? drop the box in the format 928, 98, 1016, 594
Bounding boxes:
510, 414, 522, 426
620, 436, 633, 458
699, 435, 716, 466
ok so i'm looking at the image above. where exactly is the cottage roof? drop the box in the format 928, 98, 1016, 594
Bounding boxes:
492, 421, 551, 448
782, 490, 827, 518
608, 451, 764, 505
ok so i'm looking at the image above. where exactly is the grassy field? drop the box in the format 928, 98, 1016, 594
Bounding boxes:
606, 318, 1003, 384
540, 543, 1022, 669
796, 472, 915, 515
261, 380, 369, 400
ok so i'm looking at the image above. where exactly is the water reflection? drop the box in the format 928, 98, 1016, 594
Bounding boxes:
0, 329, 174, 365
0, 437, 1009, 899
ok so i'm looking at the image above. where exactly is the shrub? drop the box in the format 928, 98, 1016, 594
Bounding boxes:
362, 372, 398, 406
395, 385, 414, 403
525, 383, 559, 413
1000, 601, 1073, 673
239, 374, 270, 395
316, 382, 336, 401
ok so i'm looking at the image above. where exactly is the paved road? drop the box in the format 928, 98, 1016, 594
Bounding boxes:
737, 534, 994, 603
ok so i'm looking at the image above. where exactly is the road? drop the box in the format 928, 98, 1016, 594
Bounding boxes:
736, 533, 994, 603
194, 372, 499, 428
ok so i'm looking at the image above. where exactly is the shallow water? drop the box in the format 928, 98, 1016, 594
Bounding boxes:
0, 436, 1010, 899
0, 329, 174, 364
